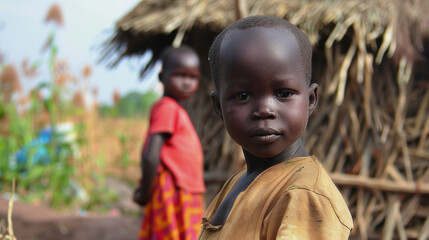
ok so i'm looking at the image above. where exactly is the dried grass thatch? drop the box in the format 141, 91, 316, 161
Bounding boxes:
102, 0, 429, 239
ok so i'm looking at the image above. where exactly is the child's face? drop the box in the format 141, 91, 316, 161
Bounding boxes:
213, 27, 318, 158
161, 52, 200, 101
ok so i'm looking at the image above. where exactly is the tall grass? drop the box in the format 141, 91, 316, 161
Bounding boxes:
0, 31, 84, 208
0, 3, 117, 211
0, 3, 152, 213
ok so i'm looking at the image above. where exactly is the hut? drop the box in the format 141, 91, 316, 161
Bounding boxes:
101, 0, 429, 239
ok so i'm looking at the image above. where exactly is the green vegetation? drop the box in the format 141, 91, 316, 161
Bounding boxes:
0, 33, 83, 208
0, 31, 119, 211
99, 90, 159, 118
0, 3, 154, 213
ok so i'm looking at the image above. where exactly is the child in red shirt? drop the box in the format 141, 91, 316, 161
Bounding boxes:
134, 46, 206, 240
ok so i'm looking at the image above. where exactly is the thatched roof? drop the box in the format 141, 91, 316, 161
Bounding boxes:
101, 0, 429, 73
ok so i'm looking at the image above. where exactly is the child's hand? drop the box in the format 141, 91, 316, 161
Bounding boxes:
133, 185, 150, 207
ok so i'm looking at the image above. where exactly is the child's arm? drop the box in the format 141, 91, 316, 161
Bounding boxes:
133, 133, 169, 206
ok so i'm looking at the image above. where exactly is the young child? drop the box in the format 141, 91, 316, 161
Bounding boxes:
199, 16, 353, 239
133, 46, 206, 240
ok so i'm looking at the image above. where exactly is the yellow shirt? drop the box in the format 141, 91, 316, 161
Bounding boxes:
199, 156, 353, 240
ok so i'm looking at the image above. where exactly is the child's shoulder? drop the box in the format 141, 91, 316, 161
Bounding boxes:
216, 156, 339, 204
154, 96, 178, 106
151, 96, 180, 112
244, 156, 345, 212
271, 156, 353, 231
270, 155, 337, 195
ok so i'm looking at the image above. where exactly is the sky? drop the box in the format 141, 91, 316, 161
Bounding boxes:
0, 0, 161, 105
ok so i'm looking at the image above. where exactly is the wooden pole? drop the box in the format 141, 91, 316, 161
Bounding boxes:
330, 173, 429, 194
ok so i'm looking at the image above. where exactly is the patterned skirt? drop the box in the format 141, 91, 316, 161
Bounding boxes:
138, 169, 204, 240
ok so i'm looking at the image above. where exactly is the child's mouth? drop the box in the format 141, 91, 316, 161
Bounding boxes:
250, 134, 281, 143
181, 90, 192, 96
249, 128, 282, 143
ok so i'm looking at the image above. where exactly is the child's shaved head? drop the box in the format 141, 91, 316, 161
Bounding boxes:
161, 45, 199, 72
209, 15, 312, 89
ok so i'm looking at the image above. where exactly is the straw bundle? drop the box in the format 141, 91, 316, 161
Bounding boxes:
0, 179, 17, 240
0, 64, 21, 103
102, 0, 429, 238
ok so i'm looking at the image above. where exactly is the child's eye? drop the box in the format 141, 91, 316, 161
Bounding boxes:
234, 92, 251, 101
174, 73, 186, 78
275, 90, 294, 98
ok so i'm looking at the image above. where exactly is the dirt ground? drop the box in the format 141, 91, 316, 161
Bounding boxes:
0, 177, 144, 240
0, 198, 141, 240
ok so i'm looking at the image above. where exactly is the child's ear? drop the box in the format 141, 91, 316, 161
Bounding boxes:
308, 83, 318, 115
210, 90, 223, 120
158, 72, 164, 82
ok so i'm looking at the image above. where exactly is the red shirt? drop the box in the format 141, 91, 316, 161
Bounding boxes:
144, 96, 205, 193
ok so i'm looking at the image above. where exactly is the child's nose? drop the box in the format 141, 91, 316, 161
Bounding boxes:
182, 77, 195, 86
252, 98, 277, 119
